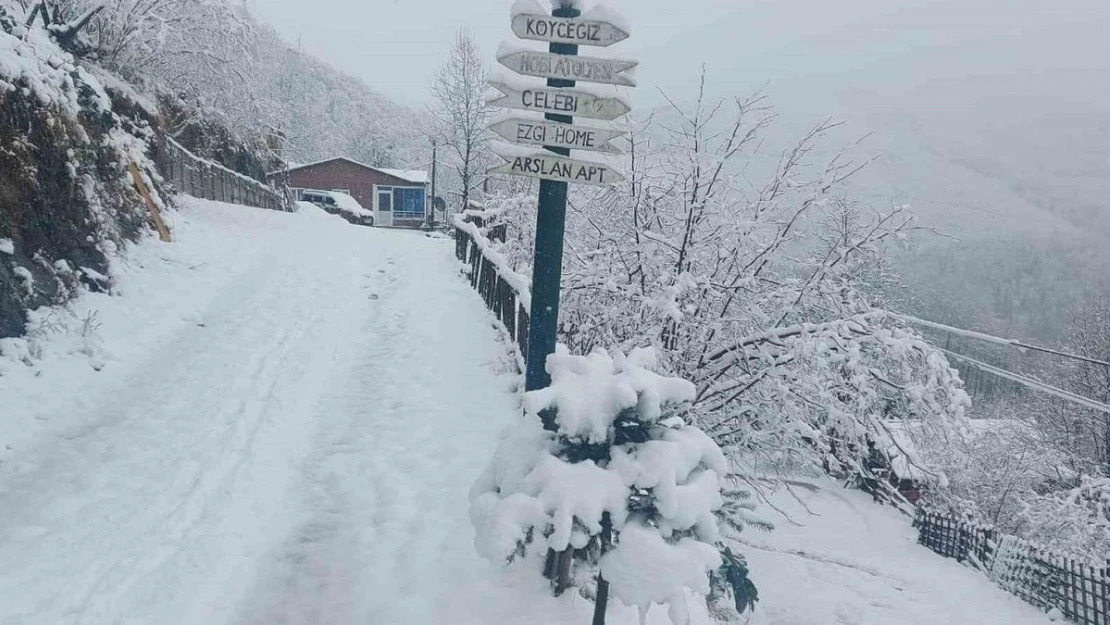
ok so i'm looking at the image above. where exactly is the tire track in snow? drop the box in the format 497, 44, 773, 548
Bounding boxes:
234, 238, 522, 625
0, 208, 388, 625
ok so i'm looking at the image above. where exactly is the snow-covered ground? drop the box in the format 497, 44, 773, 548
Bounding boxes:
0, 198, 1054, 625
741, 479, 1055, 625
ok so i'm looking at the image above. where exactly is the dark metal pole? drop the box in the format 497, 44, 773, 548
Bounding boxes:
525, 4, 580, 416
527, 3, 581, 597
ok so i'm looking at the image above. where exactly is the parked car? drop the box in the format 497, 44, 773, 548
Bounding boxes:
300, 189, 374, 227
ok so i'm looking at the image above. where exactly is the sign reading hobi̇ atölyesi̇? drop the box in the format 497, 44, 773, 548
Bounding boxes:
489, 117, 626, 154
497, 50, 637, 87
487, 81, 631, 121
511, 13, 629, 47
489, 153, 626, 186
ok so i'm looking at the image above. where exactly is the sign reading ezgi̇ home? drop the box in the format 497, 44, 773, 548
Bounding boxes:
490, 117, 625, 154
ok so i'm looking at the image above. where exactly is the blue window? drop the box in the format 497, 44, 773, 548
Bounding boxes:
393, 187, 425, 220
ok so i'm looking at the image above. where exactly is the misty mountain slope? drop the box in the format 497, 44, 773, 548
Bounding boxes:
665, 0, 1110, 340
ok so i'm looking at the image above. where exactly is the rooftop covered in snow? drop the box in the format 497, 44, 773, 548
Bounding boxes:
275, 157, 428, 185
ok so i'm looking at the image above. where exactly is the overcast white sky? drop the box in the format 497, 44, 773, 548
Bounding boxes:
248, 0, 1108, 337
247, 0, 1109, 108
247, 0, 1110, 235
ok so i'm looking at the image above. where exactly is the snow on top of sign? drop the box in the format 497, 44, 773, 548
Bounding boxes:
496, 40, 537, 61
510, 0, 548, 18
510, 0, 631, 36
488, 109, 624, 134
491, 140, 549, 161
490, 140, 627, 168
584, 4, 631, 34
488, 110, 546, 128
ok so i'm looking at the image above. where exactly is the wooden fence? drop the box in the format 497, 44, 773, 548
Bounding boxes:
453, 216, 529, 360
158, 137, 288, 211
915, 509, 1110, 624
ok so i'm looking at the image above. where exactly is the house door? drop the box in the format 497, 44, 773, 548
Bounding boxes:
377, 188, 393, 227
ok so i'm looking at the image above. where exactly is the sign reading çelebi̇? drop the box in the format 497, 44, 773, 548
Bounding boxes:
487, 1, 635, 187
487, 80, 631, 121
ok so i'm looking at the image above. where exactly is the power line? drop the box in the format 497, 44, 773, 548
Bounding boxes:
891, 312, 1110, 369
939, 348, 1110, 416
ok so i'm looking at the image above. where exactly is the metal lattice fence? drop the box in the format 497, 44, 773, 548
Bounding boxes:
158, 137, 289, 212
915, 509, 1110, 624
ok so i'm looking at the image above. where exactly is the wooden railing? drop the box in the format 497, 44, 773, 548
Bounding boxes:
453, 213, 529, 362
158, 137, 288, 211
915, 508, 1110, 624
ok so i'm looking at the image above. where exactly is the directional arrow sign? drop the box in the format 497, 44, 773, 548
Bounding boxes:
511, 13, 629, 47
490, 117, 626, 154
487, 81, 631, 121
498, 50, 637, 87
489, 152, 626, 187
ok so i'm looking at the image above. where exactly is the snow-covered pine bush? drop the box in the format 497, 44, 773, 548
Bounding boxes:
470, 347, 758, 624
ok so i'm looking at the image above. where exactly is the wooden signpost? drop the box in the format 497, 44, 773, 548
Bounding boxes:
489, 117, 626, 154
487, 81, 631, 120
486, 6, 636, 609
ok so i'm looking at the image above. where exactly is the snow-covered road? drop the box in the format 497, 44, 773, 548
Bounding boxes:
0, 199, 1057, 625
0, 200, 525, 625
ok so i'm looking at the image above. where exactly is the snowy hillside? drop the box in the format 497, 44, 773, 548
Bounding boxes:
742, 480, 1053, 625
0, 199, 1060, 625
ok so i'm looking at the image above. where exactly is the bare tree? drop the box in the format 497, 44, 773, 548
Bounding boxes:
430, 27, 491, 214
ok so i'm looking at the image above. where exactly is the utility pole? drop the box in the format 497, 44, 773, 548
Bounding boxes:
429, 138, 438, 229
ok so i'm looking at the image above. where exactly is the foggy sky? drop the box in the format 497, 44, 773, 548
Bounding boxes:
247, 0, 1110, 108
248, 0, 1110, 338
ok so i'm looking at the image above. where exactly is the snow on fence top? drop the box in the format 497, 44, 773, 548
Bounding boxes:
452, 213, 532, 310
164, 137, 281, 197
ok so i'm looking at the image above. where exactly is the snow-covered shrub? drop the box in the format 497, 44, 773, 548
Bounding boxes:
470, 347, 758, 624
1016, 476, 1110, 557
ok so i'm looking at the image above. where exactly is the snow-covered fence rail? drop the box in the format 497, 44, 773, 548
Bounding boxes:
158, 137, 288, 212
915, 509, 1110, 624
452, 212, 529, 361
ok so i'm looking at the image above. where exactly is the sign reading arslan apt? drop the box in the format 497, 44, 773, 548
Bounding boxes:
487, 80, 631, 121
489, 153, 626, 186
497, 50, 637, 87
489, 117, 626, 154
511, 13, 629, 47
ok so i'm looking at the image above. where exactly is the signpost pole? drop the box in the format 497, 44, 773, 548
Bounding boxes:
526, 4, 579, 595
524, 4, 579, 410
